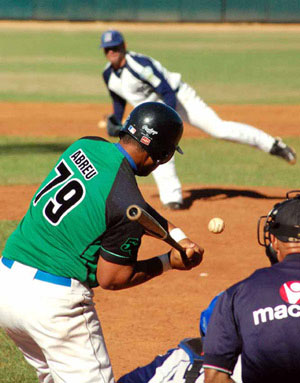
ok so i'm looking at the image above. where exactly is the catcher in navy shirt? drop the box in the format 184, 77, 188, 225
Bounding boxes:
203, 191, 300, 383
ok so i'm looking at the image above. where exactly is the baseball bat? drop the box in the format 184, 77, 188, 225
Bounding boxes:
126, 204, 189, 264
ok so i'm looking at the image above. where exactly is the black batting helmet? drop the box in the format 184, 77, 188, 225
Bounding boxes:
119, 102, 183, 163
257, 190, 300, 264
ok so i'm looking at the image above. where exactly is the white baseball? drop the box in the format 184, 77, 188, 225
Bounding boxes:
208, 217, 225, 234
98, 120, 106, 129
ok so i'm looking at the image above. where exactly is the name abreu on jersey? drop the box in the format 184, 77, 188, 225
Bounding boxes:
70, 149, 98, 180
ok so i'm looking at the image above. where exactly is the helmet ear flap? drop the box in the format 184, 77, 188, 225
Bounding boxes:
257, 210, 279, 265
266, 243, 279, 265
264, 212, 279, 265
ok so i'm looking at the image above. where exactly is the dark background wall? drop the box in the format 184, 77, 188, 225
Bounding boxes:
1, 0, 300, 22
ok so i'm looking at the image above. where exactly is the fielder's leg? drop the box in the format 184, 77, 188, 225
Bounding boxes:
176, 82, 296, 164
152, 155, 183, 209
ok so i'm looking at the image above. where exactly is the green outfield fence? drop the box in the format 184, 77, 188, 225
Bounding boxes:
1, 0, 300, 22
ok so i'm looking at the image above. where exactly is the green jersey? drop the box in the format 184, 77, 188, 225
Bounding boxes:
3, 137, 167, 287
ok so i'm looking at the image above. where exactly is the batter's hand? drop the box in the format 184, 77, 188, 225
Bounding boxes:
169, 238, 204, 270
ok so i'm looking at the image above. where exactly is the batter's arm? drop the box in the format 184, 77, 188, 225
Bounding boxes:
97, 255, 165, 290
97, 240, 203, 291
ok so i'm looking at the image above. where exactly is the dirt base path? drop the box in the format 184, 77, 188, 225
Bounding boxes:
1, 102, 300, 138
0, 102, 299, 378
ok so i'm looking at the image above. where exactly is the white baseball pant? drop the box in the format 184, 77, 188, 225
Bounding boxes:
152, 82, 275, 205
0, 257, 114, 383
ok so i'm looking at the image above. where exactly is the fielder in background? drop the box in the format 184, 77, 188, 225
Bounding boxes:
0, 102, 203, 383
203, 191, 300, 383
117, 293, 242, 383
100, 29, 296, 210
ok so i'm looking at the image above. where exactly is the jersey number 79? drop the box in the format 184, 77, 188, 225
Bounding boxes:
33, 160, 85, 226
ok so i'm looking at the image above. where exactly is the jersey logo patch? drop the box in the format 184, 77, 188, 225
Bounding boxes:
142, 125, 158, 136
128, 125, 136, 134
280, 281, 300, 304
141, 136, 151, 146
252, 280, 300, 325
120, 238, 139, 255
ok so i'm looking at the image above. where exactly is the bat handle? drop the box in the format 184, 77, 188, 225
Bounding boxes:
166, 235, 189, 265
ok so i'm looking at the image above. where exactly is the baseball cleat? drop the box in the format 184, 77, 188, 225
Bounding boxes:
163, 202, 184, 210
270, 137, 297, 165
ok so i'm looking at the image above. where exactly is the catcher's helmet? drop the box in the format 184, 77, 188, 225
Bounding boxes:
257, 190, 300, 264
120, 102, 183, 163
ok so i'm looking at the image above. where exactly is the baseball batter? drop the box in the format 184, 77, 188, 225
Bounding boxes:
203, 192, 300, 383
0, 102, 203, 383
100, 30, 296, 210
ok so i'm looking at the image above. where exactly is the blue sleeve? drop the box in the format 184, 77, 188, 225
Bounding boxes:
203, 287, 242, 374
129, 55, 177, 110
111, 91, 126, 122
102, 67, 126, 122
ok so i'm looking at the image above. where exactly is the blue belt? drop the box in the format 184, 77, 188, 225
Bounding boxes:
1, 257, 71, 287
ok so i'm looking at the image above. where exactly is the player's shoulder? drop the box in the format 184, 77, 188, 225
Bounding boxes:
127, 50, 150, 59
66, 136, 112, 156
77, 136, 110, 147
103, 62, 112, 71
244, 265, 276, 284
225, 266, 274, 300
126, 51, 155, 66
79, 136, 109, 142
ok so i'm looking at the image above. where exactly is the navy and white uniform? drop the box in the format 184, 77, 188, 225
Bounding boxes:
203, 253, 300, 383
116, 295, 242, 383
103, 51, 275, 205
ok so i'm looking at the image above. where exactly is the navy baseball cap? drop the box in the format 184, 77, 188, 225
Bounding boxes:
100, 30, 124, 48
269, 198, 300, 242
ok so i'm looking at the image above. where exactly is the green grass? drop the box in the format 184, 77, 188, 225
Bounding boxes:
177, 137, 300, 188
0, 220, 36, 381
0, 221, 18, 251
0, 136, 299, 188
0, 29, 300, 103
0, 136, 72, 184
0, 330, 37, 383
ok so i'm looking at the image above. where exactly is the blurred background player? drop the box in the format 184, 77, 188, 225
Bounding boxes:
99, 29, 296, 210
0, 102, 203, 383
117, 292, 242, 383
203, 191, 300, 383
